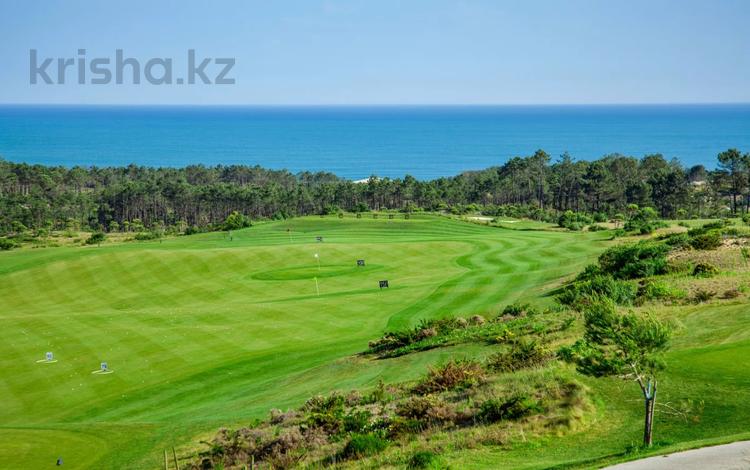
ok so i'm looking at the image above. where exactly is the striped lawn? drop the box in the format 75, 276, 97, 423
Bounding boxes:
0, 214, 608, 469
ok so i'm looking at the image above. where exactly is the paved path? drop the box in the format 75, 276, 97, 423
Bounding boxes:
605, 441, 750, 469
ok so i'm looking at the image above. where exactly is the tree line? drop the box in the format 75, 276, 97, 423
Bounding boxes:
1, 148, 749, 235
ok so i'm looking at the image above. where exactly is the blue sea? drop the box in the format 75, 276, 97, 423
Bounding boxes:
0, 104, 748, 180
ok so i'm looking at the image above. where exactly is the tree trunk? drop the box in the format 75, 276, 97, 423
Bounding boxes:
643, 396, 655, 446
642, 380, 657, 446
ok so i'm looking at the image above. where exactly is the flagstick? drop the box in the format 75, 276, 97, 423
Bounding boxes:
314, 277, 320, 296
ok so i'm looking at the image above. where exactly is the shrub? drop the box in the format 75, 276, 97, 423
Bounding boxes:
624, 207, 661, 234
611, 228, 627, 238
469, 315, 486, 325
407, 450, 443, 469
342, 409, 374, 434
692, 263, 719, 278
593, 212, 608, 223
722, 288, 741, 299
395, 396, 456, 424
412, 359, 486, 395
134, 231, 161, 241
487, 340, 552, 372
558, 210, 593, 230
501, 302, 539, 317
689, 231, 722, 250
588, 224, 607, 232
223, 211, 251, 230
597, 241, 670, 279
692, 289, 716, 303
366, 317, 469, 355
574, 264, 603, 281
340, 433, 389, 459
660, 232, 691, 249
362, 380, 388, 405
477, 394, 542, 423
303, 393, 346, 435
557, 274, 638, 307
688, 221, 725, 236
85, 231, 106, 245
637, 280, 685, 303
0, 238, 16, 250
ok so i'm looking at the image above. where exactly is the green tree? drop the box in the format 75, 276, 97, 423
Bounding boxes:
562, 300, 672, 446
717, 148, 748, 214
223, 211, 250, 231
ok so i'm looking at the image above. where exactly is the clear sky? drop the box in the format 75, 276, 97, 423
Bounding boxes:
1, 0, 748, 105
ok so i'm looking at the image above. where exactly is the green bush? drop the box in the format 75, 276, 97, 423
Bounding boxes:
597, 241, 670, 279
366, 316, 469, 356
689, 231, 722, 250
340, 433, 389, 459
412, 359, 486, 395
623, 207, 661, 234
660, 232, 691, 249
303, 393, 347, 435
223, 211, 251, 230
85, 231, 106, 245
558, 210, 593, 230
588, 224, 607, 232
0, 238, 16, 250
477, 394, 542, 423
692, 263, 719, 278
407, 450, 443, 469
637, 280, 685, 303
501, 302, 539, 317
611, 228, 627, 238
574, 264, 603, 281
343, 409, 373, 434
487, 340, 552, 372
134, 231, 161, 241
688, 221, 726, 236
557, 274, 638, 307
593, 212, 608, 223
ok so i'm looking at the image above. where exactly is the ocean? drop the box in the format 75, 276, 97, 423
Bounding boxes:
0, 104, 747, 180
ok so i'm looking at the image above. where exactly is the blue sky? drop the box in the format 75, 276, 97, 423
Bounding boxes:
1, 0, 748, 105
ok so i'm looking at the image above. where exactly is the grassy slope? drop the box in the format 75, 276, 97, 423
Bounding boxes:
436, 301, 750, 470
0, 215, 606, 469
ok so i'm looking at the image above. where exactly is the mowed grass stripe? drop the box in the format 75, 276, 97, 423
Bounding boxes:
0, 215, 610, 469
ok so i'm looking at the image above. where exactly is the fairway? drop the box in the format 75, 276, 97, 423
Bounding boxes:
0, 215, 606, 469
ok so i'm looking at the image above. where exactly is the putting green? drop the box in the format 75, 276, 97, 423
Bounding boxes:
0, 215, 609, 469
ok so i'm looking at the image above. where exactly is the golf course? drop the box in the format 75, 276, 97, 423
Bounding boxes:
1, 214, 749, 469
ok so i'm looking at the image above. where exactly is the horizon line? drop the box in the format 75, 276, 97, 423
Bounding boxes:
0, 101, 749, 107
